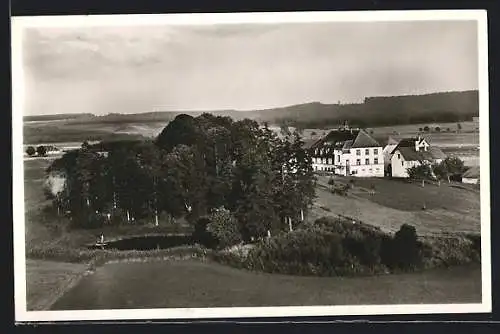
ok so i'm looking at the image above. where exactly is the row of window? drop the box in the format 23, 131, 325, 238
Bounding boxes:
315, 148, 380, 157
356, 158, 379, 165
351, 167, 381, 174
314, 157, 380, 165
313, 166, 381, 173
356, 148, 378, 156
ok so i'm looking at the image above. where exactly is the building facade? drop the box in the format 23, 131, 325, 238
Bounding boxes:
309, 126, 384, 177
390, 137, 446, 178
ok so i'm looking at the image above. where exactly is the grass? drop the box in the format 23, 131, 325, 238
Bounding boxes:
312, 176, 480, 236
26, 259, 89, 310
50, 259, 481, 309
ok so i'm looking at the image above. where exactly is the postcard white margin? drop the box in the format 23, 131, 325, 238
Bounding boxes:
12, 9, 491, 322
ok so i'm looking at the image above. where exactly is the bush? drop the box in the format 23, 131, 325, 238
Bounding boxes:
206, 207, 242, 249
342, 228, 383, 266
382, 224, 422, 270
192, 217, 218, 249
245, 230, 346, 276
420, 234, 481, 268
36, 145, 47, 156
26, 146, 36, 156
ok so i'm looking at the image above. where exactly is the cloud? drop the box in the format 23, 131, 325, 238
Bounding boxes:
21, 20, 479, 115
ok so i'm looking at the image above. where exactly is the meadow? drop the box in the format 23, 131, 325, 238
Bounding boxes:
312, 175, 480, 236
51, 259, 481, 310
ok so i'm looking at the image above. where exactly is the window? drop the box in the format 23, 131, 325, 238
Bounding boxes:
356, 149, 361, 156
374, 158, 379, 164
397, 153, 401, 159
346, 159, 350, 165
356, 159, 361, 166
365, 149, 369, 155
337, 155, 340, 162
374, 148, 378, 155
401, 161, 404, 166
328, 158, 332, 165
365, 158, 370, 165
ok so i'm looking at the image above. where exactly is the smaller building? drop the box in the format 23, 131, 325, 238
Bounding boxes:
390, 137, 446, 178
462, 166, 480, 184
373, 135, 399, 176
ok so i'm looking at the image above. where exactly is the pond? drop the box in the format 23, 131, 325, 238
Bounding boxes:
89, 235, 194, 251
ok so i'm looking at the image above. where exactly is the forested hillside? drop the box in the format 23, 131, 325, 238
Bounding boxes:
25, 90, 478, 129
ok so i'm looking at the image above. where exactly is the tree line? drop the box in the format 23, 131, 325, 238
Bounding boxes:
44, 113, 316, 241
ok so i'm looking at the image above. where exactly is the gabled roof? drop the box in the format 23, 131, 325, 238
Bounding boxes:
391, 137, 428, 154
310, 128, 381, 152
351, 130, 382, 148
463, 166, 480, 178
310, 129, 359, 149
393, 145, 446, 162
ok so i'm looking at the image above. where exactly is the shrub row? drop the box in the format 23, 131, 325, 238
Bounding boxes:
26, 244, 211, 266
211, 217, 481, 277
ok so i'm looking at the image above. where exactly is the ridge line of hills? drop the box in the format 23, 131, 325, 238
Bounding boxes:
24, 90, 479, 129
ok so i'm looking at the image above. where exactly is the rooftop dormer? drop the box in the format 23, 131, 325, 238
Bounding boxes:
415, 136, 429, 152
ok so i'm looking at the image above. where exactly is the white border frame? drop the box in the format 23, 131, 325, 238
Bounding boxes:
12, 9, 491, 323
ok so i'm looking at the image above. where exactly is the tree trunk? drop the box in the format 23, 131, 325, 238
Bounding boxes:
288, 217, 293, 232
447, 175, 450, 183
127, 210, 130, 223
300, 209, 304, 222
421, 179, 425, 188
113, 192, 117, 210
154, 209, 159, 226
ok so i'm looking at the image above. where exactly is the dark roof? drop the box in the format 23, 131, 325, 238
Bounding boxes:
463, 166, 480, 178
352, 130, 382, 148
310, 128, 381, 152
310, 129, 359, 149
394, 145, 446, 162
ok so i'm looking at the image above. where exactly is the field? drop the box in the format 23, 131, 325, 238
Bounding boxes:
51, 259, 481, 310
311, 175, 480, 236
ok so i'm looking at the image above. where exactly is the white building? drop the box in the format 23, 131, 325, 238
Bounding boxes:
462, 166, 479, 184
308, 126, 384, 177
390, 137, 446, 178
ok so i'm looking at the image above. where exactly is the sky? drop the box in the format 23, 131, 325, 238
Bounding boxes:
21, 20, 479, 116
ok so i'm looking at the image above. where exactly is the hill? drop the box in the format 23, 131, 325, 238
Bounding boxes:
256, 90, 479, 128
24, 90, 478, 128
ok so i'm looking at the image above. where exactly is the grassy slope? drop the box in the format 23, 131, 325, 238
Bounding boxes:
26, 260, 89, 311
312, 175, 480, 236
51, 259, 481, 310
